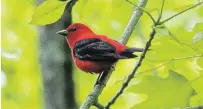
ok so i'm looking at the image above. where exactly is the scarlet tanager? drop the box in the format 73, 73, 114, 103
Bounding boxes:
56, 23, 143, 74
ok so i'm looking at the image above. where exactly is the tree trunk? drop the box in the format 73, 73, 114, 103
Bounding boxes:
38, 1, 77, 109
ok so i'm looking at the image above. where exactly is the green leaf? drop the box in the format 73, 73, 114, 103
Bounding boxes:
193, 32, 203, 43
31, 0, 69, 26
127, 70, 194, 109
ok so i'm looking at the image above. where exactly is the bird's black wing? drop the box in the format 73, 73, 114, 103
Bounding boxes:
73, 38, 125, 61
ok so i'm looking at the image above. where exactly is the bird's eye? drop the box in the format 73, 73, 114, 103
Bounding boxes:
70, 26, 77, 32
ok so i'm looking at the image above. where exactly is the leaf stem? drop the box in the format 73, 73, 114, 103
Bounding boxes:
157, 0, 165, 23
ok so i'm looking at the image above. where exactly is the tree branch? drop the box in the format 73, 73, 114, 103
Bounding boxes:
119, 0, 148, 44
79, 0, 148, 109
159, 1, 203, 25
125, 0, 156, 25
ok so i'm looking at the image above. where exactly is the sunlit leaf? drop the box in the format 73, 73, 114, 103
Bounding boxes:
31, 0, 69, 26
127, 70, 194, 109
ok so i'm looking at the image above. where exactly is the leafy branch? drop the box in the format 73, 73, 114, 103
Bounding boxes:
80, 0, 203, 108
105, 1, 203, 108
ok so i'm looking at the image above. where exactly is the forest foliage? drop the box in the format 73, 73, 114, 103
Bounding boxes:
2, 0, 203, 109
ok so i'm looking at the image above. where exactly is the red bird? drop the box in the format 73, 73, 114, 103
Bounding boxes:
57, 23, 143, 74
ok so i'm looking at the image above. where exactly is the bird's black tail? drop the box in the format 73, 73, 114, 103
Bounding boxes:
119, 48, 144, 58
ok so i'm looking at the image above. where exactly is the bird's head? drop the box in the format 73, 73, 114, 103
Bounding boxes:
56, 23, 94, 38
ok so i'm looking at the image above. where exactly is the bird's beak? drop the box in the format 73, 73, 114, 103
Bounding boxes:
56, 30, 68, 36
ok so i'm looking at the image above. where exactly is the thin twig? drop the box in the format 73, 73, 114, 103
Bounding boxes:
180, 42, 201, 54
139, 54, 203, 74
172, 54, 203, 60
157, 0, 165, 23
105, 28, 157, 109
159, 1, 203, 25
79, 0, 148, 109
126, 0, 156, 25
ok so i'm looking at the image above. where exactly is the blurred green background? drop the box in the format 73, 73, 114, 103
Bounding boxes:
1, 0, 203, 109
